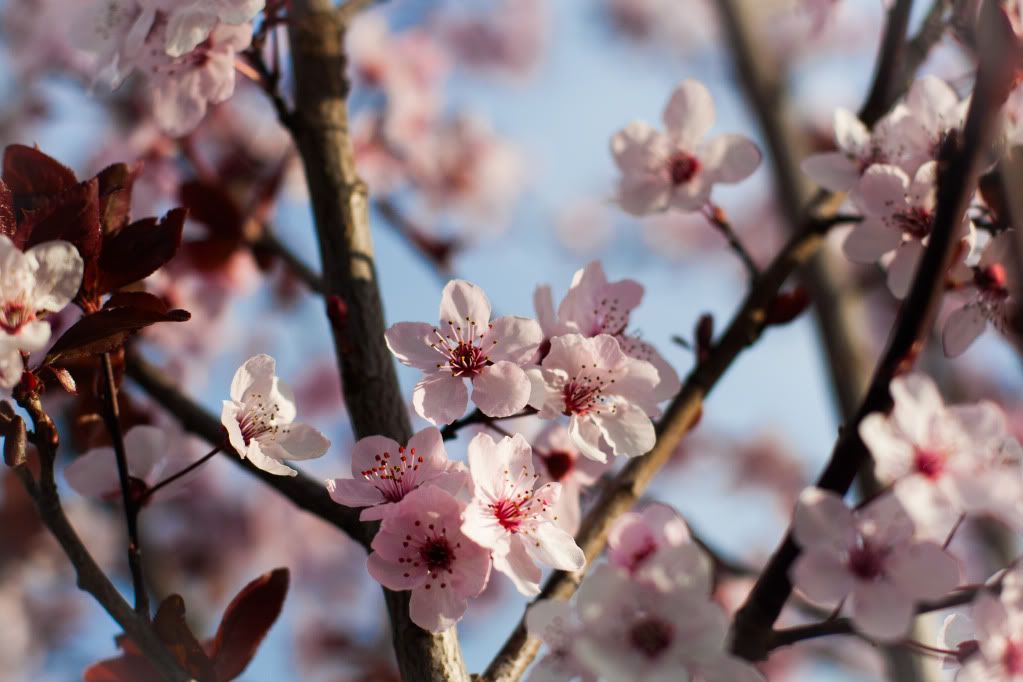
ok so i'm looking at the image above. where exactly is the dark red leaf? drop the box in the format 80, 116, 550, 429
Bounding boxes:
179, 179, 244, 241
2, 144, 77, 200
103, 291, 174, 314
95, 162, 142, 236
153, 595, 217, 681
0, 180, 14, 239
44, 302, 190, 364
83, 655, 160, 682
19, 180, 102, 287
765, 287, 811, 326
209, 568, 290, 681
97, 208, 186, 293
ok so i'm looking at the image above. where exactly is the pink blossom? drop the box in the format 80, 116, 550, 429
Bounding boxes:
845, 161, 974, 298
859, 373, 1023, 538
607, 503, 711, 593
158, 0, 264, 58
610, 79, 761, 215
573, 564, 763, 682
367, 485, 491, 632
0, 236, 84, 388
893, 75, 969, 173
385, 280, 542, 425
800, 108, 894, 192
534, 260, 680, 402
950, 568, 1023, 682
527, 333, 660, 461
532, 424, 610, 535
791, 488, 960, 641
525, 599, 597, 682
326, 427, 468, 521
138, 22, 253, 136
441, 0, 547, 78
72, 0, 161, 87
64, 425, 200, 503
460, 433, 585, 596
221, 354, 331, 476
943, 230, 1019, 357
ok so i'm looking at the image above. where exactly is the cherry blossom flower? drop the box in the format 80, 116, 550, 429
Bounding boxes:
525, 599, 597, 682
139, 22, 253, 136
859, 373, 1023, 539
527, 333, 660, 461
72, 0, 161, 87
160, 0, 264, 58
221, 354, 331, 476
938, 612, 980, 674
64, 425, 200, 503
844, 161, 974, 298
367, 485, 491, 632
893, 75, 969, 173
0, 236, 84, 388
460, 433, 585, 596
791, 488, 960, 641
610, 79, 761, 215
441, 0, 547, 78
608, 503, 712, 594
801, 108, 895, 192
532, 424, 610, 535
385, 280, 542, 425
534, 260, 680, 402
943, 230, 1019, 357
326, 427, 468, 521
573, 564, 764, 682
950, 586, 1023, 681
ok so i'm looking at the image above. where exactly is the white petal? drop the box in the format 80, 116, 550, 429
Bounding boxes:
438, 280, 491, 329
792, 487, 856, 552
471, 361, 531, 418
276, 423, 330, 460
230, 354, 276, 403
849, 581, 914, 642
887, 541, 960, 601
842, 220, 902, 263
385, 322, 444, 370
484, 316, 543, 365
791, 549, 853, 607
885, 241, 923, 299
703, 134, 761, 183
493, 538, 542, 596
412, 373, 469, 425
527, 523, 586, 572
592, 402, 654, 458
834, 108, 871, 155
662, 80, 715, 146
857, 164, 910, 216
26, 240, 84, 312
942, 304, 987, 357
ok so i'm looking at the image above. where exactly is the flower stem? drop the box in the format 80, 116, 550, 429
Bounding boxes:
141, 445, 221, 505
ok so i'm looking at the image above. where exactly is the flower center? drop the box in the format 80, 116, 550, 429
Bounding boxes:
561, 378, 606, 416
666, 152, 701, 186
976, 263, 1010, 296
432, 319, 494, 379
0, 301, 33, 336
236, 394, 282, 445
893, 207, 933, 239
1005, 640, 1023, 675
491, 497, 526, 533
100, 476, 150, 506
419, 536, 455, 572
361, 445, 425, 502
847, 542, 885, 581
913, 447, 945, 480
628, 538, 658, 572
629, 617, 674, 659
543, 450, 575, 482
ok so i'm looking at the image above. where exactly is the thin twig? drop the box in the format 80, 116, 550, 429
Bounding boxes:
141, 446, 221, 505
99, 353, 149, 621
703, 203, 759, 278
439, 408, 537, 441
730, 4, 1019, 660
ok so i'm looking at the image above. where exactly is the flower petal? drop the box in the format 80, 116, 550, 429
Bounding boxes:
385, 322, 444, 370
484, 316, 543, 364
26, 240, 84, 312
662, 80, 715, 146
412, 373, 469, 425
438, 279, 491, 328
471, 361, 531, 418
703, 134, 761, 183
276, 423, 330, 460
942, 304, 987, 357
842, 220, 902, 263
801, 152, 861, 192
849, 580, 914, 642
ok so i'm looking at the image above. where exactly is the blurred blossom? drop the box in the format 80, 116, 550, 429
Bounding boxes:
440, 0, 547, 79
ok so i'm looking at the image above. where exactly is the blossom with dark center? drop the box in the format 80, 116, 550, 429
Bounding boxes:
367, 485, 490, 632
528, 333, 660, 461
531, 424, 609, 535
222, 354, 331, 477
534, 261, 680, 403
572, 564, 762, 682
0, 235, 84, 388
386, 279, 542, 424
328, 427, 467, 521
791, 488, 959, 642
461, 433, 584, 596
860, 373, 1023, 540
944, 230, 1019, 357
610, 79, 761, 215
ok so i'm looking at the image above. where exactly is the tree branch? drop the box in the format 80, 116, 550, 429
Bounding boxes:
730, 3, 1019, 659
12, 394, 190, 681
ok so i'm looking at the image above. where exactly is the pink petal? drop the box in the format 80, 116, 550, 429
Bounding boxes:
943, 304, 987, 357
527, 523, 585, 572
859, 413, 914, 482
857, 164, 910, 217
409, 582, 468, 632
326, 477, 387, 508
889, 372, 944, 446
484, 315, 543, 364
662, 80, 715, 146
792, 487, 856, 553
885, 241, 923, 299
407, 427, 448, 471
833, 108, 870, 156
368, 550, 423, 591
245, 443, 298, 477
121, 425, 167, 482
791, 549, 853, 607
64, 447, 121, 499
568, 415, 608, 463
351, 434, 403, 474
593, 402, 655, 458
494, 537, 543, 596
471, 361, 531, 418
467, 431, 505, 499
842, 220, 902, 263
412, 373, 469, 425
703, 134, 761, 183
385, 322, 443, 370
617, 176, 671, 216
438, 279, 491, 328
610, 121, 658, 172
801, 152, 861, 192
230, 354, 276, 403
849, 580, 914, 642
277, 423, 330, 460
887, 541, 959, 601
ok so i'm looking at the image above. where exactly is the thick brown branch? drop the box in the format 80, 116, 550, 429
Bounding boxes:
730, 5, 1018, 660
124, 352, 372, 549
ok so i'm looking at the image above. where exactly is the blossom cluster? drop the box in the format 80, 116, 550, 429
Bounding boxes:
527, 504, 764, 682
74, 0, 265, 135
802, 75, 1018, 356
386, 263, 679, 461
